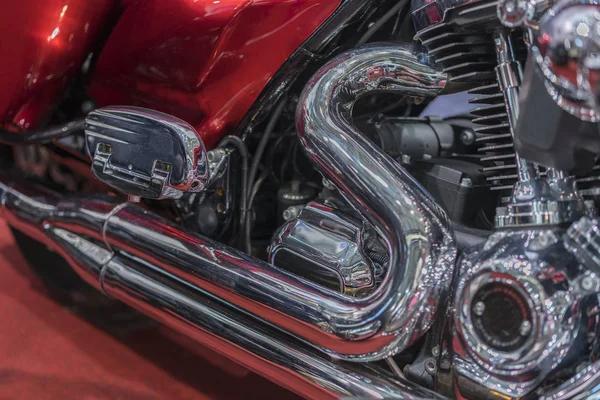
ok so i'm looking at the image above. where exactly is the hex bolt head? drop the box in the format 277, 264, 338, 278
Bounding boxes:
425, 359, 436, 375
581, 276, 594, 291
473, 301, 486, 317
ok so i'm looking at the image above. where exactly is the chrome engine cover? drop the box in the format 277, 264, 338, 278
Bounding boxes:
269, 200, 386, 297
453, 229, 600, 398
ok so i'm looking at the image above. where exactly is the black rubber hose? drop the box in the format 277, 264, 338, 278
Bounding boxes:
355, 0, 409, 47
218, 135, 250, 253
244, 98, 287, 254
0, 119, 85, 145
247, 98, 287, 198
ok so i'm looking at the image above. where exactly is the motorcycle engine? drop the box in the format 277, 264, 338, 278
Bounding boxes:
410, 0, 600, 398
266, 0, 600, 398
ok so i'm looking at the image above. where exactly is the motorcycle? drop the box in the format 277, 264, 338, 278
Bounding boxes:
1, 0, 599, 398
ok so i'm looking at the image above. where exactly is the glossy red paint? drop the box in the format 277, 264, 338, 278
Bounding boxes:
88, 0, 342, 149
0, 0, 119, 130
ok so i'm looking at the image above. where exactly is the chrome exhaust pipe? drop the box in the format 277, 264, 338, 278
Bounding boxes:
0, 43, 454, 386
0, 178, 444, 399
297, 43, 455, 355
97, 44, 455, 362
1, 44, 454, 361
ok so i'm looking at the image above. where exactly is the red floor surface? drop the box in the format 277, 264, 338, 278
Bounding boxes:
0, 221, 299, 399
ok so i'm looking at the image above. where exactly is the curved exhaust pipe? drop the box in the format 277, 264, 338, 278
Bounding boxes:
296, 43, 455, 357
0, 44, 454, 392
0, 179, 445, 400
2, 44, 453, 361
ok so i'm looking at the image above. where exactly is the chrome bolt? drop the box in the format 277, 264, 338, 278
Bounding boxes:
282, 209, 295, 221
519, 320, 532, 336
282, 205, 303, 221
431, 346, 440, 357
473, 301, 486, 317
207, 149, 225, 164
460, 130, 475, 145
497, 0, 533, 28
528, 231, 557, 251
460, 177, 472, 187
322, 178, 336, 191
425, 359, 436, 375
581, 276, 594, 291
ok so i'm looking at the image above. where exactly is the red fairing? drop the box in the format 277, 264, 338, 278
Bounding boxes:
0, 0, 118, 130
88, 0, 341, 149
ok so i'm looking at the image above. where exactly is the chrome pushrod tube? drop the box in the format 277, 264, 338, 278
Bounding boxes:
0, 180, 445, 400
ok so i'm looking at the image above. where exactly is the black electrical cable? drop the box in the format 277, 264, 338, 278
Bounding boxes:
247, 131, 297, 208
244, 98, 287, 254
0, 119, 85, 145
218, 135, 250, 253
355, 0, 409, 47
247, 98, 287, 199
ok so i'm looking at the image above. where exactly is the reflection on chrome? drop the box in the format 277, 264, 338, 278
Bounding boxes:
0, 177, 446, 400
541, 359, 600, 399
0, 43, 456, 392
297, 42, 456, 357
453, 229, 600, 398
531, 0, 600, 121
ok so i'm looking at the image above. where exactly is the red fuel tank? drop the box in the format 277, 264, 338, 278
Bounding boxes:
0, 0, 118, 130
87, 0, 341, 148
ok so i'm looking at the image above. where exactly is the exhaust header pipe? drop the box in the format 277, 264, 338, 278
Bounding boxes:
0, 43, 454, 397
296, 43, 455, 357
0, 179, 445, 399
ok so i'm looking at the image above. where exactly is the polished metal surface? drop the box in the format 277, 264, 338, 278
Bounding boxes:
566, 216, 600, 276
452, 229, 599, 398
411, 0, 490, 33
85, 106, 210, 200
0, 44, 456, 362
0, 44, 456, 363
497, 0, 536, 28
269, 200, 385, 297
531, 0, 600, 122
492, 31, 592, 227
297, 43, 456, 357
497, 0, 556, 28
540, 359, 600, 399
493, 30, 536, 186
0, 178, 446, 400
496, 171, 595, 227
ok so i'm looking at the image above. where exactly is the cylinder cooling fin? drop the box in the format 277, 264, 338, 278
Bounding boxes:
414, 0, 527, 202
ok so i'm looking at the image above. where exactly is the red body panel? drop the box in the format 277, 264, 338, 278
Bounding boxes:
0, 0, 118, 130
88, 0, 341, 148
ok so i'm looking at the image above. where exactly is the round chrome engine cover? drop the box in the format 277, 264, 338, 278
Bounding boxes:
453, 229, 599, 397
